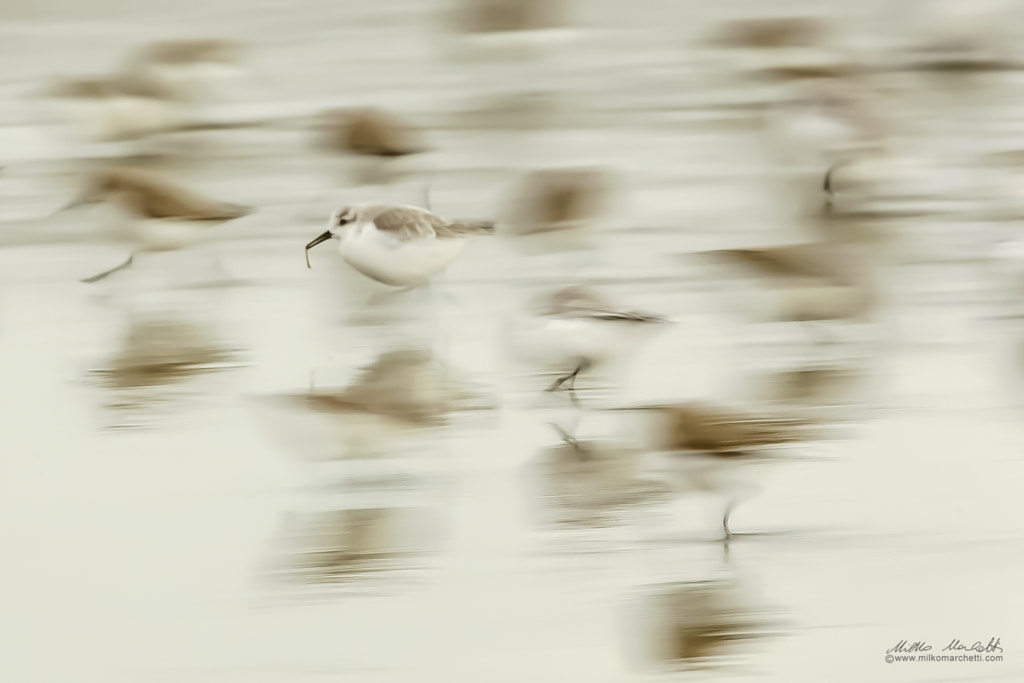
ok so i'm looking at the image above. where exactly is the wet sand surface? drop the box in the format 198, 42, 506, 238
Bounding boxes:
2, 1, 1024, 682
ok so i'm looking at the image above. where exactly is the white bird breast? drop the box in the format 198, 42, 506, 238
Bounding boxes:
58, 97, 181, 142
149, 63, 250, 101
504, 314, 664, 370
102, 203, 215, 251
338, 225, 469, 287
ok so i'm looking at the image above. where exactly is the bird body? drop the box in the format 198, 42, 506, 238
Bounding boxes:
502, 168, 611, 253
64, 167, 250, 282
504, 286, 671, 402
620, 402, 813, 539
125, 39, 248, 104
46, 75, 184, 143
702, 242, 877, 324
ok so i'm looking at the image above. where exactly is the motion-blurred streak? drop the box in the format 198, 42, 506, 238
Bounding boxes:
58, 166, 251, 285
42, 73, 186, 145
41, 38, 252, 150
627, 577, 780, 670
247, 348, 494, 463
122, 39, 250, 105
898, 0, 1022, 69
613, 402, 821, 540
757, 363, 869, 410
447, 0, 574, 61
500, 167, 613, 255
503, 285, 672, 409
762, 78, 915, 217
88, 313, 240, 427
310, 106, 432, 206
703, 15, 848, 82
265, 503, 445, 584
696, 229, 882, 361
523, 425, 672, 528
444, 0, 578, 128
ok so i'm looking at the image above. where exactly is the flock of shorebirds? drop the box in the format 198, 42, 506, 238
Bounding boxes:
27, 1, 1024, 561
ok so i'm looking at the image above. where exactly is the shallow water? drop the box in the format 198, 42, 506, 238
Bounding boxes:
3, 1, 1024, 682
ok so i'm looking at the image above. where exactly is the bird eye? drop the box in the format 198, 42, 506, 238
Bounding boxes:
335, 211, 352, 227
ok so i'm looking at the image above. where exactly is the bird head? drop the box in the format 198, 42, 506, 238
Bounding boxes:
304, 206, 360, 268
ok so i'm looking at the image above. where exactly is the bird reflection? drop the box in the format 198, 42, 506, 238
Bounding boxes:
249, 348, 492, 462
90, 313, 238, 426
267, 504, 440, 583
526, 423, 672, 527
630, 577, 777, 670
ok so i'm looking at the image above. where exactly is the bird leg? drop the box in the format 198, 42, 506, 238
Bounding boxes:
545, 358, 591, 407
81, 253, 134, 284
722, 501, 734, 543
547, 417, 584, 453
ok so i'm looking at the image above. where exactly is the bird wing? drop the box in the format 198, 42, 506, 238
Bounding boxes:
671, 403, 806, 452
343, 109, 423, 157
545, 286, 662, 322
706, 245, 844, 284
116, 171, 250, 222
370, 206, 447, 241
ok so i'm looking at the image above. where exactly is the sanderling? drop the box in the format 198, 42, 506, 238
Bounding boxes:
43, 74, 185, 145
501, 167, 612, 255
704, 16, 846, 82
123, 39, 250, 104
699, 239, 879, 356
615, 402, 815, 541
504, 285, 672, 407
59, 166, 251, 283
898, 0, 1021, 68
447, 0, 575, 61
310, 107, 431, 209
304, 203, 494, 288
764, 78, 896, 216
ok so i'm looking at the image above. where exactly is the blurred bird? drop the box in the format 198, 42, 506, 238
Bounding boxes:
448, 0, 575, 61
764, 78, 904, 216
123, 39, 249, 104
504, 285, 672, 407
699, 239, 879, 355
617, 402, 815, 540
59, 167, 251, 283
446, 0, 577, 123
248, 348, 485, 461
501, 167, 612, 254
43, 73, 185, 144
312, 107, 431, 203
900, 0, 1021, 68
705, 16, 846, 82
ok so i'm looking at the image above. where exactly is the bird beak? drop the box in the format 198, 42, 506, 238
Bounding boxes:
304, 230, 333, 268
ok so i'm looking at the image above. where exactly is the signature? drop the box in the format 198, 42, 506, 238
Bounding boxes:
943, 638, 1003, 654
887, 638, 1003, 655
